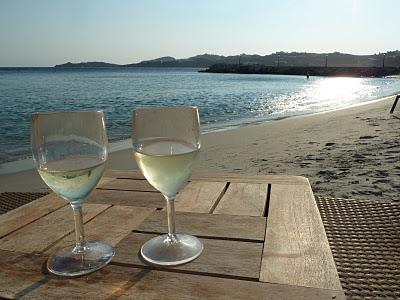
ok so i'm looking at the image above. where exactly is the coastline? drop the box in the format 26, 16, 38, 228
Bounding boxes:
1, 93, 399, 202
1, 91, 397, 174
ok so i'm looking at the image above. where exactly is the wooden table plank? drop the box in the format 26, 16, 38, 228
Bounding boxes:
118, 271, 346, 300
0, 176, 114, 240
104, 170, 309, 185
214, 183, 268, 216
0, 249, 345, 300
88, 189, 165, 208
0, 204, 110, 253
99, 178, 157, 192
0, 193, 67, 239
0, 171, 343, 299
260, 183, 342, 291
113, 232, 263, 280
136, 211, 266, 241
103, 170, 145, 179
192, 174, 309, 186
174, 181, 227, 213
45, 206, 154, 254
0, 250, 48, 299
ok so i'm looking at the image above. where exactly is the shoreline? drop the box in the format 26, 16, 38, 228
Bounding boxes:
1, 93, 399, 202
1, 92, 398, 176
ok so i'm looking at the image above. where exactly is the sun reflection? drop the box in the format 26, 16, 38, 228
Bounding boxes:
316, 77, 364, 101
266, 77, 373, 117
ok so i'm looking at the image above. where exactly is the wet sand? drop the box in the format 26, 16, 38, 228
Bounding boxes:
1, 94, 399, 202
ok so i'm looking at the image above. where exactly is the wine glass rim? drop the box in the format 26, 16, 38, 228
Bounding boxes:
133, 106, 198, 111
32, 109, 104, 116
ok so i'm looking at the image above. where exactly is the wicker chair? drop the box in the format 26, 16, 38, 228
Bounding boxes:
0, 192, 48, 215
315, 196, 400, 299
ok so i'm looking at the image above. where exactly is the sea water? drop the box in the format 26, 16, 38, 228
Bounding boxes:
1, 67, 399, 163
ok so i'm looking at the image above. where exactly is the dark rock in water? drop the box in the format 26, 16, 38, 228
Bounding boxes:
359, 135, 377, 139
325, 143, 336, 146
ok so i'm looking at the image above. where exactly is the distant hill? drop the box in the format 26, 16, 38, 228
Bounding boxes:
124, 56, 176, 67
54, 51, 400, 68
55, 61, 119, 68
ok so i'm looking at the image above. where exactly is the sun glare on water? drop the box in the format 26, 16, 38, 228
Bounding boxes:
273, 77, 371, 116
316, 77, 364, 100
302, 77, 373, 111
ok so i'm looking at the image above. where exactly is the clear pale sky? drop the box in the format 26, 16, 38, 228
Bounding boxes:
0, 0, 399, 67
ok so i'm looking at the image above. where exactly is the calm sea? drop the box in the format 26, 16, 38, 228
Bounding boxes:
0, 67, 399, 163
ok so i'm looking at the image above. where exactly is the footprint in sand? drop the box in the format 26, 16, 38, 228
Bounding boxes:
375, 170, 389, 177
359, 135, 378, 139
373, 179, 391, 184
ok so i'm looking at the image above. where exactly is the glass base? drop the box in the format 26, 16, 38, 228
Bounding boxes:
141, 234, 203, 266
47, 241, 115, 277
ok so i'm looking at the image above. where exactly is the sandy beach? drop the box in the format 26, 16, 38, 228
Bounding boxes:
1, 94, 399, 202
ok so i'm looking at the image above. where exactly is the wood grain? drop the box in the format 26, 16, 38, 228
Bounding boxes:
45, 206, 154, 254
174, 181, 227, 213
97, 175, 115, 186
192, 173, 308, 186
0, 193, 67, 239
118, 270, 346, 300
99, 178, 157, 192
0, 176, 113, 240
0, 171, 344, 299
104, 169, 145, 179
136, 210, 266, 241
0, 250, 48, 299
214, 183, 268, 216
260, 184, 342, 291
0, 249, 345, 300
113, 232, 263, 279
87, 189, 165, 208
104, 170, 309, 185
0, 204, 110, 253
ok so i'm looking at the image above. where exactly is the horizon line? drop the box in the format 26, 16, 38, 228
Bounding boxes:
1, 49, 399, 68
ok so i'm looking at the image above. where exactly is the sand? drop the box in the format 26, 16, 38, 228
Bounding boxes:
1, 94, 399, 202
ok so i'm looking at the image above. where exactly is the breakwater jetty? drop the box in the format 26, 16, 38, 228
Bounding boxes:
200, 64, 400, 77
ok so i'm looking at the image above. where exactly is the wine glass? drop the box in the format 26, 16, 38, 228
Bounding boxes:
132, 106, 203, 266
31, 110, 115, 276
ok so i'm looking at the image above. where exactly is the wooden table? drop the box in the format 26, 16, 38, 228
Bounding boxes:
0, 171, 345, 299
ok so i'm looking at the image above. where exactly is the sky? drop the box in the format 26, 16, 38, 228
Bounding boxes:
0, 0, 399, 67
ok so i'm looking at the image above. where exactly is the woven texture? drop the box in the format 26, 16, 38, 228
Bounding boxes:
0, 192, 48, 215
316, 195, 400, 300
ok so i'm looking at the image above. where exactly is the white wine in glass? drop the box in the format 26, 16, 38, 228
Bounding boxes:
31, 111, 114, 276
132, 107, 203, 265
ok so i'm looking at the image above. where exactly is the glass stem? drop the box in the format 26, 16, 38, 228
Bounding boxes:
165, 196, 177, 243
72, 205, 86, 253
